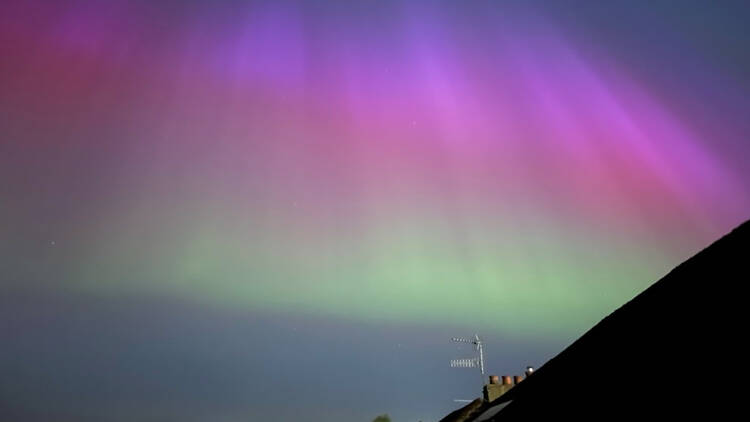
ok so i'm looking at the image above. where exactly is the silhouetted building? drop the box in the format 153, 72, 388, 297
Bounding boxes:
440, 220, 749, 421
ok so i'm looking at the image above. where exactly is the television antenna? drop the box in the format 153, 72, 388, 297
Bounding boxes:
450, 334, 486, 388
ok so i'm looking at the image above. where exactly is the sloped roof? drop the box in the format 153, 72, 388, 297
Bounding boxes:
438, 398, 484, 422
483, 220, 750, 420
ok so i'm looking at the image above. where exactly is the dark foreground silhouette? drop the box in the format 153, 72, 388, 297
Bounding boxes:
444, 219, 748, 421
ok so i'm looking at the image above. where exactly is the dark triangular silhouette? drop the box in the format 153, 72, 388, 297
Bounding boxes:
482, 220, 749, 419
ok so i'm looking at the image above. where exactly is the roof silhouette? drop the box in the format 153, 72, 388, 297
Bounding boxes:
476, 220, 749, 420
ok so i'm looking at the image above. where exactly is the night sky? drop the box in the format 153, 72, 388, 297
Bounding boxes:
2, 1, 749, 421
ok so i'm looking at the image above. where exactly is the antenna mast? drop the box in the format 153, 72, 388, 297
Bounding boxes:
450, 334, 486, 387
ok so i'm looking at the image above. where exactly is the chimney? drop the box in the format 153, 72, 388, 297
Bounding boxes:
489, 375, 500, 385
514, 375, 524, 385
501, 375, 513, 386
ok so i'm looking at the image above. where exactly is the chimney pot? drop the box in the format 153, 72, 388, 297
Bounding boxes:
501, 375, 513, 386
514, 375, 524, 385
489, 375, 500, 385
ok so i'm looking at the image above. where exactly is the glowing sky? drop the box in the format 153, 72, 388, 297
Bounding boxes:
2, 1, 750, 420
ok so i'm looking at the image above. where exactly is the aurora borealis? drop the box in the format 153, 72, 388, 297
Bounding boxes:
2, 1, 750, 421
